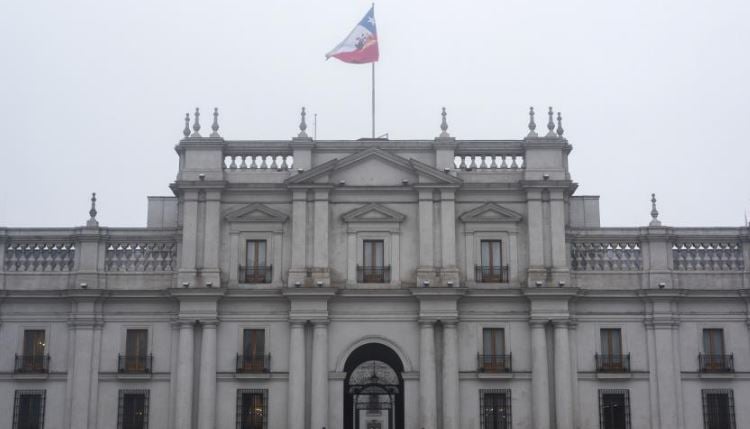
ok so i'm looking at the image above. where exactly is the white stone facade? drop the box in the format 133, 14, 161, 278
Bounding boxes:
1, 108, 749, 429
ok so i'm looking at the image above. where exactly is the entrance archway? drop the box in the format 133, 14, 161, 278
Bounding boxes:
343, 343, 405, 429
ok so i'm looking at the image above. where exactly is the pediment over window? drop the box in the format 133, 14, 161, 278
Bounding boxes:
285, 147, 462, 187
459, 203, 522, 223
342, 203, 406, 224
224, 203, 289, 223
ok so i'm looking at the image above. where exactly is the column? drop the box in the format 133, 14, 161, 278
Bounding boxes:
526, 190, 545, 286
442, 321, 460, 429
419, 321, 437, 429
418, 190, 434, 269
197, 321, 217, 429
174, 321, 195, 429
440, 190, 457, 268
313, 190, 329, 269
549, 191, 568, 270
311, 322, 329, 429
291, 191, 307, 269
654, 325, 679, 429
530, 320, 550, 429
553, 321, 573, 429
287, 321, 306, 429
69, 323, 95, 429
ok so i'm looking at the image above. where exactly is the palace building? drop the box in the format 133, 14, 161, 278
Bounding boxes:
0, 106, 748, 429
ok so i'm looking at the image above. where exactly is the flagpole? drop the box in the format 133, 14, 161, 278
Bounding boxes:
371, 62, 376, 138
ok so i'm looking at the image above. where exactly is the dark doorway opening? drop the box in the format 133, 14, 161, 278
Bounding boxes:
343, 343, 405, 429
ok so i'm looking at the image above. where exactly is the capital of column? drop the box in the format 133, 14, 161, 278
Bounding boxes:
552, 319, 570, 329
529, 319, 548, 328
419, 320, 436, 329
442, 319, 458, 328
174, 319, 196, 329
201, 320, 219, 328
289, 320, 307, 328
312, 320, 330, 328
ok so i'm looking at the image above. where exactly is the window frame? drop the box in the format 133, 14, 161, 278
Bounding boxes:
236, 389, 269, 429
702, 389, 736, 429
479, 389, 512, 429
13, 390, 46, 429
118, 389, 150, 429
243, 239, 271, 283
598, 389, 631, 429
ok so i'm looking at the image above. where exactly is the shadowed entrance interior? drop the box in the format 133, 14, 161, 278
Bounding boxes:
343, 343, 405, 429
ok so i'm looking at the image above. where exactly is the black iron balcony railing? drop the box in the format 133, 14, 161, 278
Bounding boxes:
595, 353, 631, 372
474, 265, 509, 283
699, 354, 734, 373
236, 353, 271, 373
239, 265, 272, 283
477, 354, 512, 373
356, 265, 391, 283
14, 354, 50, 373
118, 354, 153, 373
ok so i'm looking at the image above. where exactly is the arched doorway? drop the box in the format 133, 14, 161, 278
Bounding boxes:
343, 343, 405, 429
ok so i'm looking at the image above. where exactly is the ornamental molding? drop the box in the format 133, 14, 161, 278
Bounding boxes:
458, 202, 523, 224
341, 203, 406, 224
285, 147, 462, 186
223, 203, 289, 223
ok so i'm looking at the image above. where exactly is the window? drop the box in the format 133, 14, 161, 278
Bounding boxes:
120, 329, 149, 373
480, 328, 510, 372
243, 240, 270, 283
238, 329, 267, 372
477, 240, 506, 282
13, 390, 45, 429
236, 389, 268, 429
17, 330, 47, 373
479, 389, 511, 429
597, 329, 628, 372
118, 390, 149, 429
599, 389, 630, 429
701, 329, 732, 372
702, 389, 735, 429
358, 240, 389, 283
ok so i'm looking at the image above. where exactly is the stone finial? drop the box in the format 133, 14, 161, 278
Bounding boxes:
649, 193, 662, 227
183, 113, 190, 138
86, 192, 99, 227
546, 106, 556, 137
298, 107, 308, 138
191, 107, 201, 138
210, 107, 220, 137
556, 112, 564, 137
439, 107, 450, 138
527, 107, 537, 137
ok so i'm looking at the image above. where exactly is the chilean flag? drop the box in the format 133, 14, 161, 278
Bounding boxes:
326, 6, 379, 64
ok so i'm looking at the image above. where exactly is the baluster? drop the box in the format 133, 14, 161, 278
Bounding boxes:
459, 156, 466, 169
249, 156, 257, 169
510, 156, 519, 169
260, 156, 268, 169
499, 156, 508, 169
238, 156, 247, 169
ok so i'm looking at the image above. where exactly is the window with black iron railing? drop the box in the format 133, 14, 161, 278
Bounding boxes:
118, 354, 153, 374
239, 265, 273, 284
475, 265, 509, 283
356, 265, 391, 283
699, 354, 734, 373
595, 353, 631, 373
14, 354, 50, 374
236, 354, 271, 373
477, 354, 512, 373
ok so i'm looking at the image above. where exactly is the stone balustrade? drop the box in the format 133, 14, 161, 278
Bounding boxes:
0, 228, 180, 288
105, 241, 177, 272
4, 241, 76, 272
453, 154, 525, 170
570, 241, 642, 271
224, 154, 294, 170
672, 241, 744, 271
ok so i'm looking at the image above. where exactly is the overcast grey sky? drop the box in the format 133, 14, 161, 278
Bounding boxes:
1, 0, 748, 228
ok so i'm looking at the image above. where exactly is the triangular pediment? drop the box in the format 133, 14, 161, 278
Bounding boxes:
459, 203, 522, 223
285, 147, 462, 187
342, 203, 406, 223
224, 203, 289, 223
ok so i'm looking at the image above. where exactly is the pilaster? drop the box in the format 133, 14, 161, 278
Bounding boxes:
441, 320, 459, 429
418, 320, 437, 429
417, 189, 436, 285
178, 190, 200, 286
529, 319, 550, 429
197, 320, 218, 429
289, 189, 308, 287
311, 321, 330, 429
439, 189, 459, 286
312, 188, 331, 285
287, 320, 306, 429
526, 189, 546, 286
553, 320, 573, 429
